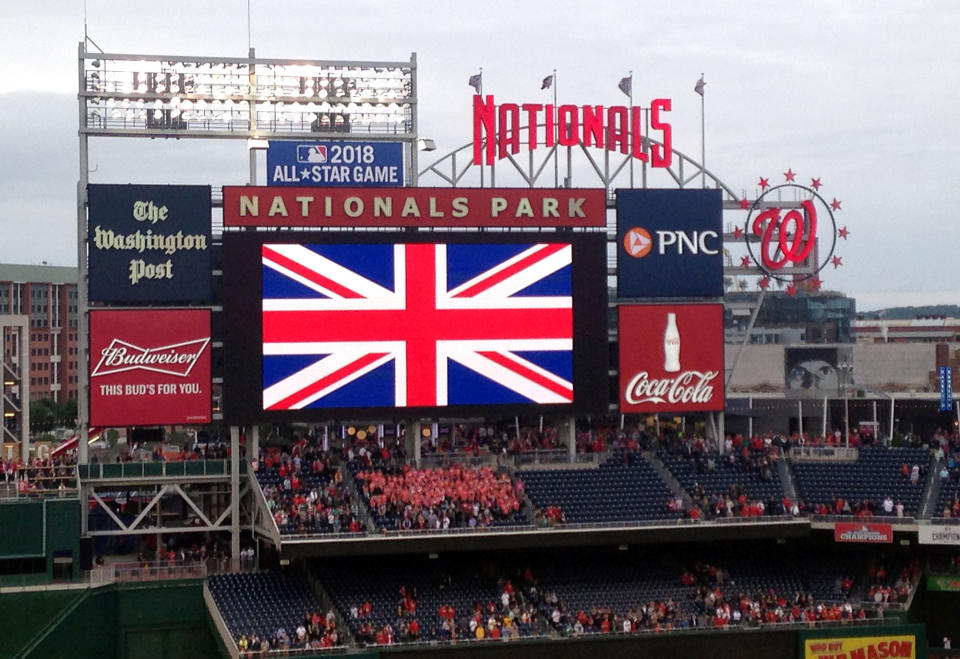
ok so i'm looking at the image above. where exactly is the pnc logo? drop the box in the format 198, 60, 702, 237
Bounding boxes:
623, 227, 653, 258
623, 226, 720, 258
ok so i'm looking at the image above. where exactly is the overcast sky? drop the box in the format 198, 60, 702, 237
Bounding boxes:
0, 0, 958, 311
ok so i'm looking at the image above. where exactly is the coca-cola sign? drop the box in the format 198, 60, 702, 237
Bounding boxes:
618, 304, 724, 413
89, 310, 211, 426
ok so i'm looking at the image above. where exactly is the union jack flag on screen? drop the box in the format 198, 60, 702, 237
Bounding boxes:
261, 242, 574, 410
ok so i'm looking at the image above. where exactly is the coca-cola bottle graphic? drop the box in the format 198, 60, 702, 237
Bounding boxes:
663, 312, 681, 372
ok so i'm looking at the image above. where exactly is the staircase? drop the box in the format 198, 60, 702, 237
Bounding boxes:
777, 457, 799, 503
920, 453, 942, 518
646, 452, 695, 509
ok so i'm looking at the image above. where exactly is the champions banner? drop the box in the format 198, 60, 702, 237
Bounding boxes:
833, 522, 893, 544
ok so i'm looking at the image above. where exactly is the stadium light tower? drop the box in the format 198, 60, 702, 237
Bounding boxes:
76, 41, 419, 564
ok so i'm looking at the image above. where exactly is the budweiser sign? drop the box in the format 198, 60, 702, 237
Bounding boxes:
618, 304, 724, 413
89, 310, 211, 426
624, 370, 719, 406
91, 338, 210, 378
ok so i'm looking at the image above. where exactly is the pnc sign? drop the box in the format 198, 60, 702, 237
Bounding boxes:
472, 95, 673, 167
616, 189, 723, 297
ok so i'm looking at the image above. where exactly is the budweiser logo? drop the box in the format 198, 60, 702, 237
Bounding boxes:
624, 370, 718, 405
91, 338, 210, 378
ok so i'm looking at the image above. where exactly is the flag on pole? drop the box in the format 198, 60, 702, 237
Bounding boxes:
468, 73, 482, 94
618, 76, 631, 98
694, 74, 705, 96
541, 74, 554, 90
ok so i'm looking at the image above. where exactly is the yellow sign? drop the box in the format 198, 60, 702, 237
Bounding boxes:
804, 635, 916, 659
2, 442, 18, 461
34, 441, 52, 461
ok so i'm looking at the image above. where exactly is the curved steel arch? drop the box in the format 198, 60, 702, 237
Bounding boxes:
417, 131, 740, 201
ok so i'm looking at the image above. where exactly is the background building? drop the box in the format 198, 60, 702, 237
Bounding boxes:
725, 291, 857, 344
0, 263, 79, 404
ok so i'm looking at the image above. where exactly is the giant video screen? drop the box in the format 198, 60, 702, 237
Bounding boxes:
223, 232, 607, 422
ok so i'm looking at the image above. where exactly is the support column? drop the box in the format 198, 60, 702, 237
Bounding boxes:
821, 396, 828, 442
230, 425, 240, 572
747, 397, 753, 441
405, 420, 420, 466
798, 400, 803, 438
567, 416, 576, 461
889, 397, 895, 445
250, 425, 259, 464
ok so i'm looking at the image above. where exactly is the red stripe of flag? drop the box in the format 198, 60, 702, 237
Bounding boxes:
266, 352, 389, 410
477, 350, 573, 401
452, 243, 568, 298
263, 246, 363, 299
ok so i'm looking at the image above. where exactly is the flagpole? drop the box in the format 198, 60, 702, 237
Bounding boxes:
700, 73, 706, 189
479, 67, 484, 189
628, 70, 634, 189
553, 68, 558, 189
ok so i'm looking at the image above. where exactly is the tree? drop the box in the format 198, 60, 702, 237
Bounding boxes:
58, 399, 78, 428
29, 399, 56, 431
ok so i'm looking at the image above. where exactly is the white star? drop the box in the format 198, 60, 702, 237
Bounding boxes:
300, 168, 312, 179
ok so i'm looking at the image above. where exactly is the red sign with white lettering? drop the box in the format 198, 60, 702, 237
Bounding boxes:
89, 310, 211, 426
618, 304, 724, 413
222, 187, 606, 228
834, 522, 894, 544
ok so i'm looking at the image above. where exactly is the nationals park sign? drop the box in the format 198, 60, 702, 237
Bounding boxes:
223, 187, 606, 228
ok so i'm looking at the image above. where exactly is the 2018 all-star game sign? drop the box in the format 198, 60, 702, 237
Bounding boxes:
89, 309, 212, 426
618, 304, 724, 413
267, 140, 404, 187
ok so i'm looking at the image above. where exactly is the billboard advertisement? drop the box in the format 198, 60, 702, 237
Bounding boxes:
785, 346, 854, 399
834, 522, 893, 544
618, 304, 724, 413
939, 365, 953, 412
919, 524, 960, 545
267, 140, 404, 187
223, 232, 608, 422
616, 189, 723, 298
222, 187, 606, 228
89, 310, 211, 426
802, 634, 917, 659
87, 184, 212, 303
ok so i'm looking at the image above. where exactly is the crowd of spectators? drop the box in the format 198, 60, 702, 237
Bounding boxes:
864, 560, 920, 605
237, 609, 343, 653
353, 463, 524, 531
2, 455, 77, 496
351, 573, 545, 645
258, 441, 365, 535
686, 560, 864, 627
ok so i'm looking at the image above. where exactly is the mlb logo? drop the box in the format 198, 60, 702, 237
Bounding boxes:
297, 145, 327, 164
